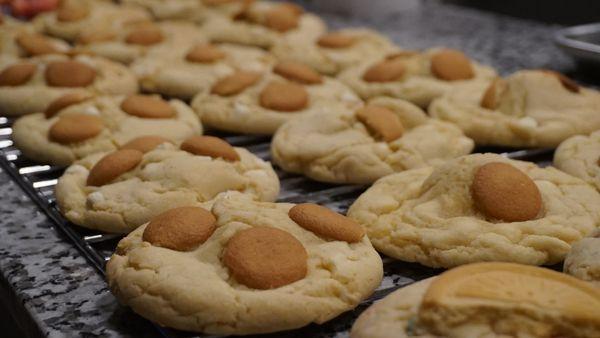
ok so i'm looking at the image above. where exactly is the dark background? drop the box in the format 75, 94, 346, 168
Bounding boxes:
446, 0, 600, 25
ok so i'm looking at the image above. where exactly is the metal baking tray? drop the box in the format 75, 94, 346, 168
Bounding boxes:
555, 22, 600, 65
0, 115, 555, 337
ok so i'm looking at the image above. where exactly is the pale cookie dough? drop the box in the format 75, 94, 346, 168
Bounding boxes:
122, 0, 248, 22
429, 70, 600, 148
191, 67, 362, 135
132, 42, 274, 99
352, 263, 600, 338
554, 130, 600, 191
271, 28, 399, 76
34, 0, 151, 42
56, 144, 280, 233
106, 194, 382, 334
12, 95, 201, 166
271, 97, 474, 184
0, 54, 138, 116
202, 1, 326, 49
73, 21, 207, 65
0, 23, 70, 58
347, 153, 600, 268
564, 229, 600, 287
338, 48, 496, 107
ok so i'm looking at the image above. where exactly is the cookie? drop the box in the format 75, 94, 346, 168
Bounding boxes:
0, 23, 71, 58
131, 41, 274, 99
338, 48, 496, 107
351, 262, 600, 338
122, 0, 249, 21
271, 96, 474, 184
429, 70, 600, 147
12, 95, 201, 166
106, 194, 382, 334
271, 28, 399, 76
191, 61, 362, 135
554, 130, 600, 191
202, 1, 326, 49
564, 229, 600, 286
347, 153, 600, 268
74, 21, 207, 65
55, 140, 279, 233
0, 54, 138, 116
34, 0, 151, 42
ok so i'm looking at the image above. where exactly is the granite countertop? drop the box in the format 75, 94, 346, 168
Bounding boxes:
0, 1, 589, 337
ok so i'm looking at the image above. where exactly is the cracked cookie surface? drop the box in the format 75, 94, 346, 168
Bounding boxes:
564, 229, 600, 286
56, 144, 279, 233
13, 95, 201, 166
554, 130, 600, 192
347, 153, 600, 268
429, 70, 600, 147
106, 194, 382, 334
271, 97, 473, 184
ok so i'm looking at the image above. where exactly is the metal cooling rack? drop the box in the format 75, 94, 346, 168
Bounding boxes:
0, 115, 554, 337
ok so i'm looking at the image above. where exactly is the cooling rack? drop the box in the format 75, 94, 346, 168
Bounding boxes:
0, 115, 554, 337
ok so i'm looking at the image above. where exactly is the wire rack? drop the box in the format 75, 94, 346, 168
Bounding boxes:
0, 115, 555, 337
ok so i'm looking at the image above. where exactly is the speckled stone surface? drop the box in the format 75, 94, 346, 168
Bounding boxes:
0, 1, 588, 337
0, 169, 159, 338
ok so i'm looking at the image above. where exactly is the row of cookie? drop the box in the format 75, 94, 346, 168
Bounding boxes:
37, 98, 598, 293
54, 130, 600, 284
4, 0, 599, 142
101, 186, 600, 336
29, 78, 598, 277
0, 0, 494, 118
4, 25, 599, 173
1, 0, 331, 80
13, 93, 465, 234
1, 43, 480, 187
7, 0, 597, 150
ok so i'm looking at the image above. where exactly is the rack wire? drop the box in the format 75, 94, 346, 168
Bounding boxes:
0, 115, 554, 337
